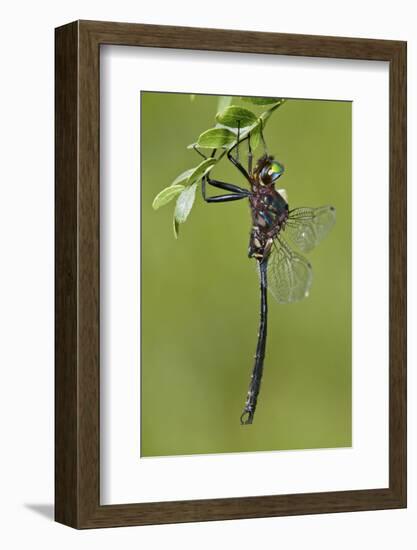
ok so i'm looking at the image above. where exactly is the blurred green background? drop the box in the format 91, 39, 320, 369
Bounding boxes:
140, 92, 351, 457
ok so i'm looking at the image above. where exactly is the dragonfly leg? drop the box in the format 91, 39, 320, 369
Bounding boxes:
247, 133, 253, 174
203, 193, 248, 203
193, 145, 219, 160
206, 174, 249, 195
227, 136, 251, 183
260, 126, 268, 154
227, 144, 251, 183
236, 120, 240, 164
192, 144, 207, 160
202, 176, 248, 203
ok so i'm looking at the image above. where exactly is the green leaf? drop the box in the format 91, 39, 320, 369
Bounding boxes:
152, 184, 185, 210
232, 100, 285, 151
173, 215, 179, 239
219, 117, 260, 151
171, 168, 196, 186
197, 128, 236, 148
249, 122, 262, 151
217, 95, 233, 113
216, 106, 258, 128
241, 96, 285, 105
174, 182, 197, 225
186, 158, 217, 184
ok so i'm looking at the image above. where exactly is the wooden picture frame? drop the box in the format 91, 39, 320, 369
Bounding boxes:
55, 20, 407, 529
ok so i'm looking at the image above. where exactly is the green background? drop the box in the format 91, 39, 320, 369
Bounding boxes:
140, 92, 352, 457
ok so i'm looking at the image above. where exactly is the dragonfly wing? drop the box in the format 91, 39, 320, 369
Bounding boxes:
284, 205, 336, 253
265, 237, 313, 304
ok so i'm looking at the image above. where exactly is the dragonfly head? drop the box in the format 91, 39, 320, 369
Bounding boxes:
255, 155, 285, 186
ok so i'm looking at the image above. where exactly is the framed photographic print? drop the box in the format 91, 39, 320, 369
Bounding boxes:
55, 20, 407, 528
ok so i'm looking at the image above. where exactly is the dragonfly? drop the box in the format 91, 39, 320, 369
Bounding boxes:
196, 131, 336, 425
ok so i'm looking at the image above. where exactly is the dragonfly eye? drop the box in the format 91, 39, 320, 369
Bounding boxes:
267, 161, 284, 180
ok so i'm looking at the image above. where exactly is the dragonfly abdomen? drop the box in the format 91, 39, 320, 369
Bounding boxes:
248, 227, 273, 260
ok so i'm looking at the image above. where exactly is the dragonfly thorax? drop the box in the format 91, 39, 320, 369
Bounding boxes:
248, 187, 289, 260
248, 155, 288, 260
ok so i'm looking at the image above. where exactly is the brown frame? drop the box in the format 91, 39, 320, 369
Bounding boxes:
55, 20, 407, 529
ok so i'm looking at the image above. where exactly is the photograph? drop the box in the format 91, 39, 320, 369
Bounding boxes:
142, 92, 352, 457
52, 19, 406, 530
0, 0, 411, 543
